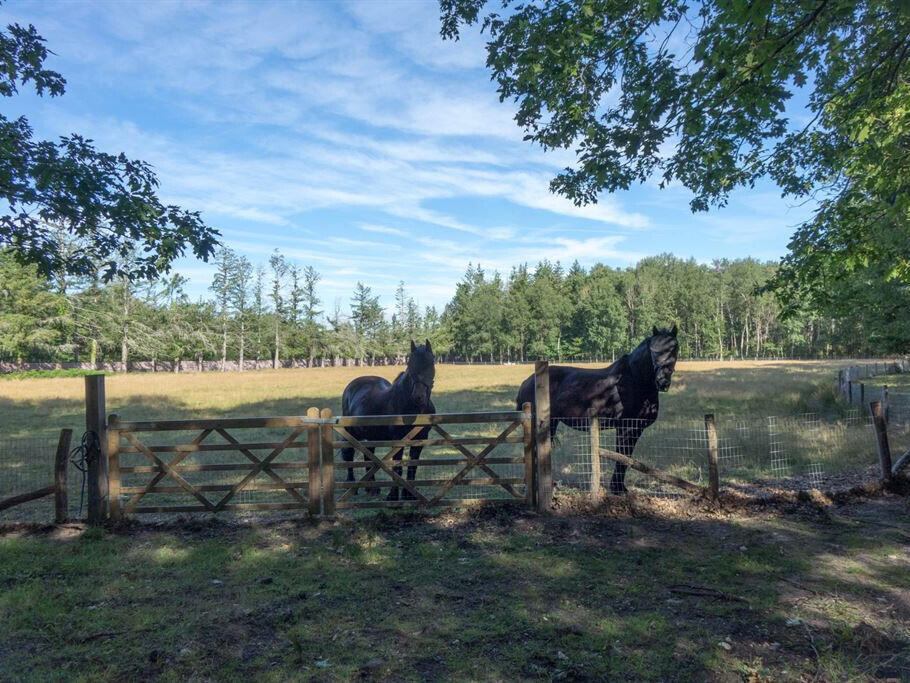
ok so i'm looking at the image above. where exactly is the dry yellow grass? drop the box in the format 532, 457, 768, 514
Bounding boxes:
0, 360, 854, 438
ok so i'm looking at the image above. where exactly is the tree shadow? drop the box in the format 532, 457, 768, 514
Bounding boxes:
2, 494, 908, 680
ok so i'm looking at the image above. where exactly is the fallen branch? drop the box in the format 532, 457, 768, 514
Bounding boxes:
668, 584, 747, 603
76, 627, 152, 644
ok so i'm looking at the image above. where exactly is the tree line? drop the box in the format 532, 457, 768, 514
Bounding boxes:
2, 245, 902, 369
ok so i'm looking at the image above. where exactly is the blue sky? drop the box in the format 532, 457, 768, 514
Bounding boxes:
6, 0, 814, 314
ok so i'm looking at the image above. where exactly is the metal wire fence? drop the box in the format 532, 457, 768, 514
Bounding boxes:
551, 401, 910, 497
3, 396, 909, 521
0, 435, 86, 523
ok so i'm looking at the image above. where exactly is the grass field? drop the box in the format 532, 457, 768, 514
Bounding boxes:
1, 496, 908, 681
0, 360, 859, 439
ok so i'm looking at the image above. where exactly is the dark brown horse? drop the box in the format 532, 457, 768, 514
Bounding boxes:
341, 340, 436, 501
516, 326, 679, 494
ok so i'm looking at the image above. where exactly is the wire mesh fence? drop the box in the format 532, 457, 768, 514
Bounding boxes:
551, 404, 910, 498
0, 434, 84, 523
3, 398, 909, 522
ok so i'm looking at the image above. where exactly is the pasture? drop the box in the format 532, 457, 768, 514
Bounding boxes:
0, 360, 854, 439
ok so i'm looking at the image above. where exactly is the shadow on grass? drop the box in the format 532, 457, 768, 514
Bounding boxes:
1, 496, 908, 680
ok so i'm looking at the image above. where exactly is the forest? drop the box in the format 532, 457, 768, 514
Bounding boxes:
1, 244, 899, 368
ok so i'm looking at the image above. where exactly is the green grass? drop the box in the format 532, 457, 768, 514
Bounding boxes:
2, 498, 908, 681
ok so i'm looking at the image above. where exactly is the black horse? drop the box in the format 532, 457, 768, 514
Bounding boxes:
340, 340, 436, 501
516, 326, 679, 495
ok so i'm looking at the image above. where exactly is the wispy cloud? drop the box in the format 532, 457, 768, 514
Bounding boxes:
15, 0, 812, 311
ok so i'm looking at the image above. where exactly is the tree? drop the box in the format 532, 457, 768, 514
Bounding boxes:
0, 17, 219, 281
210, 247, 236, 371
231, 255, 253, 371
0, 249, 65, 362
440, 1, 910, 323
350, 282, 383, 363
302, 265, 322, 365
269, 251, 287, 368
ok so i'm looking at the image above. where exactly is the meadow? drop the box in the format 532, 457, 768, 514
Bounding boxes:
0, 359, 857, 440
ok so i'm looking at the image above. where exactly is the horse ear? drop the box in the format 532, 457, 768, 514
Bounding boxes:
410, 339, 416, 353
652, 326, 659, 337
670, 324, 678, 337
425, 338, 433, 353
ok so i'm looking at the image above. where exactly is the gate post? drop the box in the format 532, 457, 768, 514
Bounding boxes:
534, 360, 553, 512
589, 417, 602, 499
84, 374, 109, 523
107, 415, 121, 521
521, 402, 534, 508
306, 407, 321, 517
870, 401, 892, 487
704, 414, 719, 499
320, 408, 335, 517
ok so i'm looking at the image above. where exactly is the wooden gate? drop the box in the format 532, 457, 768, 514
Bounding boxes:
107, 410, 323, 518
106, 405, 535, 517
324, 404, 534, 512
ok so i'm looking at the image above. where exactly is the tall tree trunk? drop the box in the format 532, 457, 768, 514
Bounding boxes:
121, 286, 130, 371
221, 318, 227, 371
273, 317, 280, 369
239, 320, 245, 372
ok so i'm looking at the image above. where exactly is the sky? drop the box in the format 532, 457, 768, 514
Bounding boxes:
5, 0, 815, 315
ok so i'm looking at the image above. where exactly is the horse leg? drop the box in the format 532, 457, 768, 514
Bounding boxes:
387, 447, 403, 501
611, 425, 641, 495
341, 447, 357, 495
401, 444, 422, 501
365, 447, 380, 496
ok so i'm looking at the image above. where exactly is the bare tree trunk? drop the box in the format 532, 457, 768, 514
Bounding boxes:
221, 318, 227, 371
273, 318, 280, 369
121, 285, 130, 371
239, 320, 245, 372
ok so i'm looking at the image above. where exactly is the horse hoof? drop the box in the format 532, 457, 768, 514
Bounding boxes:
610, 484, 629, 495
401, 489, 417, 501
386, 490, 400, 502
366, 486, 381, 497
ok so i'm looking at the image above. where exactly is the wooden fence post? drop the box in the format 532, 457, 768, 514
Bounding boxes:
704, 414, 719, 499
589, 417, 602, 499
882, 385, 889, 424
320, 408, 335, 517
54, 428, 72, 523
306, 407, 321, 517
534, 360, 553, 512
869, 401, 892, 486
521, 402, 534, 508
107, 415, 121, 521
860, 382, 865, 407
84, 375, 108, 524
848, 381, 853, 405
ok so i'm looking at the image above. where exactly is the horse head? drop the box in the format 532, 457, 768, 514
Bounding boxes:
406, 339, 435, 411
649, 325, 679, 392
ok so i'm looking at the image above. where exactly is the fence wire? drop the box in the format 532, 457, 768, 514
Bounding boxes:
0, 435, 82, 523
4, 397, 910, 521
551, 405, 910, 498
